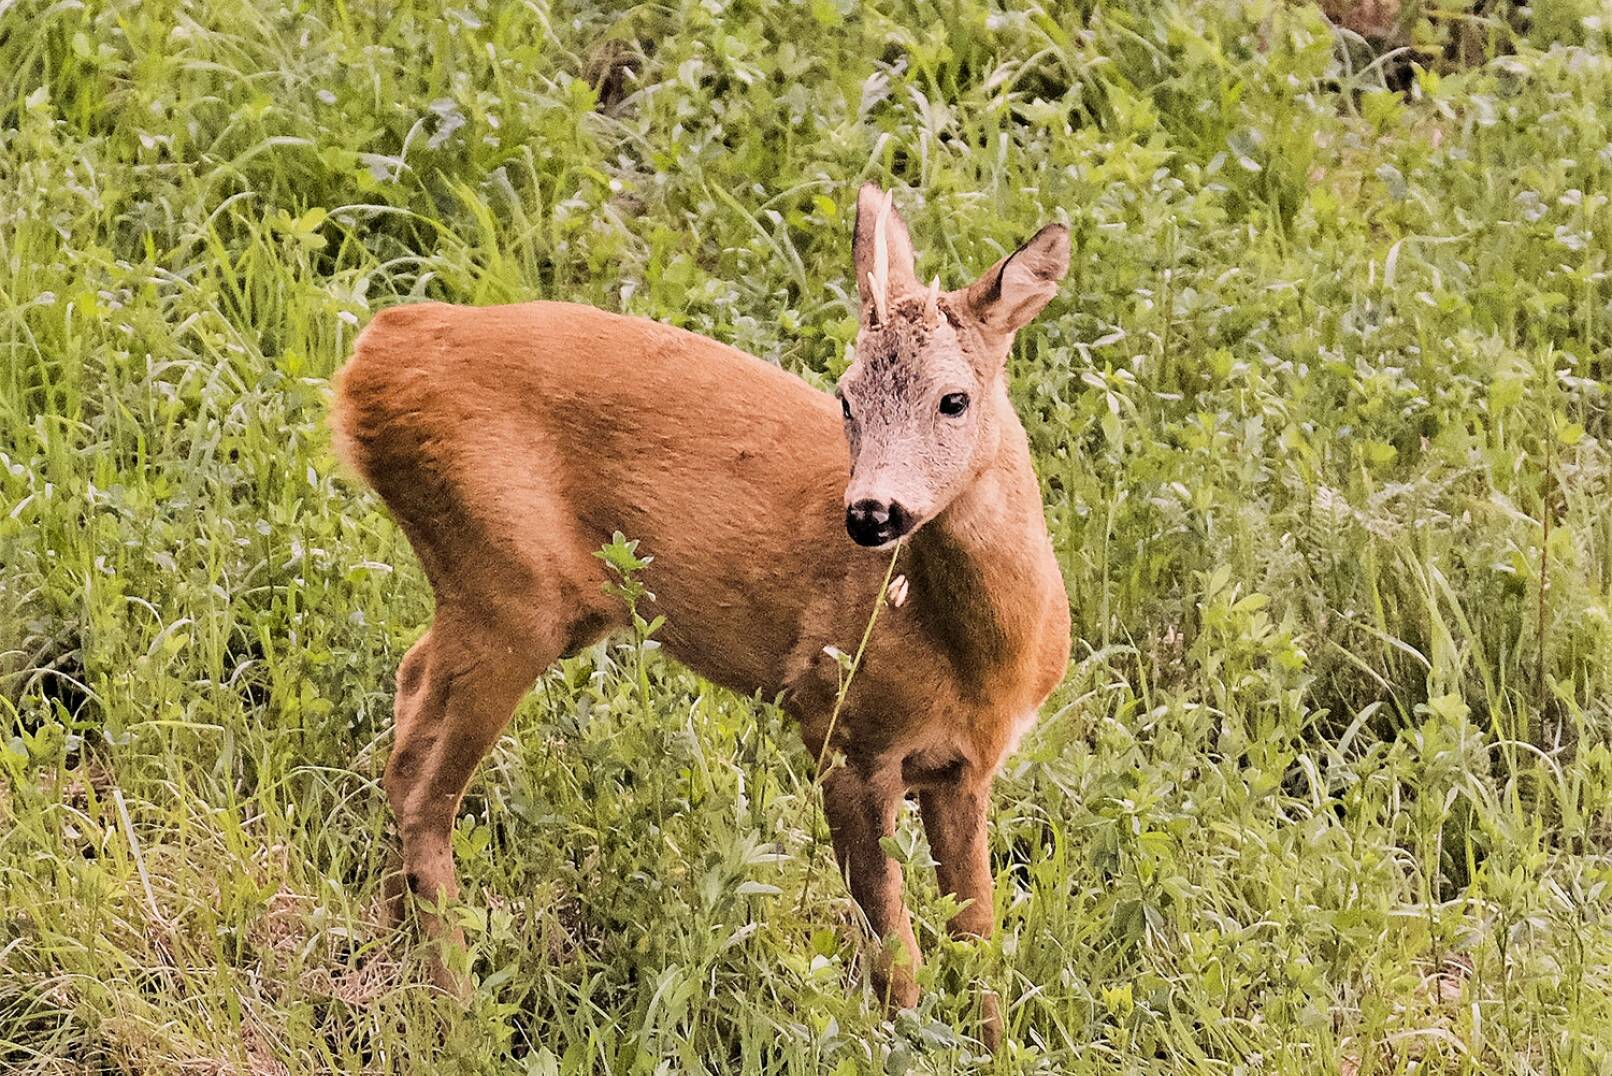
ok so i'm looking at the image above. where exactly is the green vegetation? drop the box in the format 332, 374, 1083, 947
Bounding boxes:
3, 1, 1610, 1071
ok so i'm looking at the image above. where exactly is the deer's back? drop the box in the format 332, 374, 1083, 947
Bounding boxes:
332, 301, 891, 694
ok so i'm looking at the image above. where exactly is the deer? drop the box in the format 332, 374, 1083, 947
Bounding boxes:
331, 183, 1072, 1043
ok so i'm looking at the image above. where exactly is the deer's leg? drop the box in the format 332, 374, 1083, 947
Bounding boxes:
382, 613, 550, 996
920, 775, 1003, 1049
918, 778, 993, 939
820, 762, 921, 1011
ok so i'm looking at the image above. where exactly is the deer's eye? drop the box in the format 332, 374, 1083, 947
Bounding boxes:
840, 395, 852, 421
939, 392, 970, 417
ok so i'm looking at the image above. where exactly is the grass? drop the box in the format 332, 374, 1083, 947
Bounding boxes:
2, 0, 1610, 1071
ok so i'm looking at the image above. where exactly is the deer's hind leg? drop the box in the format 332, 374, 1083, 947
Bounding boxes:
383, 573, 618, 995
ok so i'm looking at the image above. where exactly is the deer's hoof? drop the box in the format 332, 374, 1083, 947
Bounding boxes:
978, 989, 1004, 1052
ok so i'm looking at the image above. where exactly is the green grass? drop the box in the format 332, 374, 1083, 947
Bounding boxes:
2, 0, 1611, 1071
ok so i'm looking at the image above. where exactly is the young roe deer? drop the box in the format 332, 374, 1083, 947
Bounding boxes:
331, 184, 1072, 1030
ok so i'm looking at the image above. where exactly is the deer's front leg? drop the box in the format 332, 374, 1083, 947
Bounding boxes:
820, 763, 921, 1010
920, 776, 1003, 1049
918, 777, 993, 938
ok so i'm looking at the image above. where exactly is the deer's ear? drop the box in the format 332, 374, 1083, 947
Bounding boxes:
961, 224, 1069, 336
853, 183, 917, 325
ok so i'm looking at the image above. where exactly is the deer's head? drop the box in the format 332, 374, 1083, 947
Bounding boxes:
837, 183, 1069, 548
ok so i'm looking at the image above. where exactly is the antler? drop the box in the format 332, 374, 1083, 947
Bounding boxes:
869, 190, 893, 323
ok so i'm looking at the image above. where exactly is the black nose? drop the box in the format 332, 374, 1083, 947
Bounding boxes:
845, 499, 909, 547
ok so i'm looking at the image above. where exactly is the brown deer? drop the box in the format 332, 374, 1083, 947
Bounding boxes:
331, 184, 1071, 1039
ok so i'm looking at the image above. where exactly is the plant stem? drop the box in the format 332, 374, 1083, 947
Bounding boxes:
799, 541, 904, 912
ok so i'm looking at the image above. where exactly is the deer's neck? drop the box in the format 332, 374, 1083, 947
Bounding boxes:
905, 401, 1059, 699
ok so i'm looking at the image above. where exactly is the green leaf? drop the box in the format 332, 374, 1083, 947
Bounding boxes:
1425, 693, 1470, 723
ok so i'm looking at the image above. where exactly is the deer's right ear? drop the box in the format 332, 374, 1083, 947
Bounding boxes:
961, 223, 1070, 337
853, 183, 917, 325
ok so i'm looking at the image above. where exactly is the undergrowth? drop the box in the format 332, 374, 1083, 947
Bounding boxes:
2, 1, 1610, 1072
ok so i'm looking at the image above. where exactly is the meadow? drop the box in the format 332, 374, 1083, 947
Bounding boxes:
3, 0, 1611, 1072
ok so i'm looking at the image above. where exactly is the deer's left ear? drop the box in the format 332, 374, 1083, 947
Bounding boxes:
961, 223, 1069, 336
853, 183, 918, 325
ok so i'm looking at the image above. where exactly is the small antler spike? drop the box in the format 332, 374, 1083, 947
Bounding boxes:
925, 275, 940, 322
869, 191, 894, 322
866, 271, 889, 323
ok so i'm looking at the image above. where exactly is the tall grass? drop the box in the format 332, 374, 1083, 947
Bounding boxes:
1, 0, 1609, 1072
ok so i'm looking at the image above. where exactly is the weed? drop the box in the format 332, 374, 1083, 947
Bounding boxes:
2, 1, 1609, 1072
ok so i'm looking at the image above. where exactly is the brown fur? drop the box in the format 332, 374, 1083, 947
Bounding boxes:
330, 185, 1071, 1045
